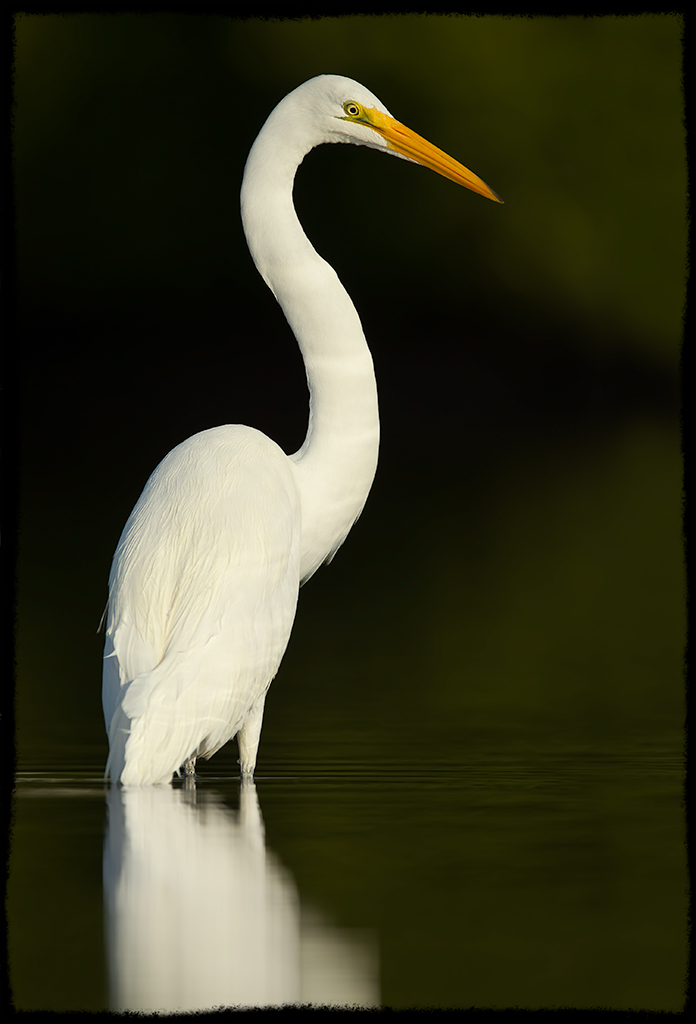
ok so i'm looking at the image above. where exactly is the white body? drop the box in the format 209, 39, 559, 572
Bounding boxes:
103, 427, 303, 784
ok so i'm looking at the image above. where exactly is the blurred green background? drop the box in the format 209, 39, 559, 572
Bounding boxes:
10, 13, 686, 1012
14, 13, 684, 769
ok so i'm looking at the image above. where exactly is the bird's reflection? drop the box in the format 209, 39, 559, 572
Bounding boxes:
103, 780, 378, 1010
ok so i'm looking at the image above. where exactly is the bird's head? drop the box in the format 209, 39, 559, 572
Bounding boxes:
293, 74, 503, 204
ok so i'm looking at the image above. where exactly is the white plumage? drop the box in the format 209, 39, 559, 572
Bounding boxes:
102, 75, 501, 785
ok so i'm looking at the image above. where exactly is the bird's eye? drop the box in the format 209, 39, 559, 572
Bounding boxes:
343, 101, 362, 118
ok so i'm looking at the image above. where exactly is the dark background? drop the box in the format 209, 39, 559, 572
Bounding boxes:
12, 12, 684, 771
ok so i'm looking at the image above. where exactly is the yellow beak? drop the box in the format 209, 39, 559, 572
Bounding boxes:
364, 107, 503, 204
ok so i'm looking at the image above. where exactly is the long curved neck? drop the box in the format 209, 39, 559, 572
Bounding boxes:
241, 118, 379, 582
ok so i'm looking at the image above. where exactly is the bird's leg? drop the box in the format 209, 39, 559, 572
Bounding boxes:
184, 755, 197, 778
237, 694, 267, 778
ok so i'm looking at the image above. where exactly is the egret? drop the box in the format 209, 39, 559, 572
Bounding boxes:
102, 75, 501, 785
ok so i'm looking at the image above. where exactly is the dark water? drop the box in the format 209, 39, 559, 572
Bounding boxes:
9, 733, 685, 1010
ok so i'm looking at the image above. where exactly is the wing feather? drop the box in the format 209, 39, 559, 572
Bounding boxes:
102, 425, 301, 784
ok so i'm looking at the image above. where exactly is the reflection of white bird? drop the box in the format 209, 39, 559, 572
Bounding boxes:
103, 75, 502, 785
104, 784, 380, 1009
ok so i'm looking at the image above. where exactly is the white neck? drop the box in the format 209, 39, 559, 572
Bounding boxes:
240, 108, 380, 582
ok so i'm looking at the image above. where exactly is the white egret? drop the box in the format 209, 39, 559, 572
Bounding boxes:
103, 75, 501, 785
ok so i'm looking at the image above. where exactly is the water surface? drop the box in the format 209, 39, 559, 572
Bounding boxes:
9, 733, 685, 1010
